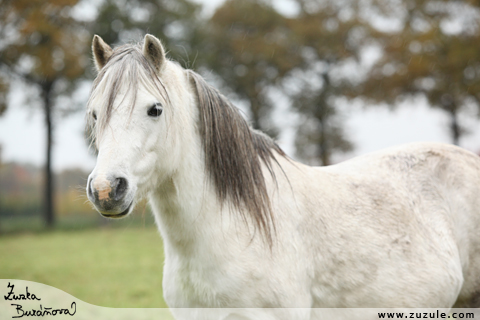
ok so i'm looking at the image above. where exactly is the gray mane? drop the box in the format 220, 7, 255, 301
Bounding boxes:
188, 70, 286, 245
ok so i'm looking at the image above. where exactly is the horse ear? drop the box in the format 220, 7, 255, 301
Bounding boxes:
143, 34, 166, 73
92, 35, 113, 72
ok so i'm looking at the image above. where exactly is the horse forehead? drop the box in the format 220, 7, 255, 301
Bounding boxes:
92, 88, 145, 114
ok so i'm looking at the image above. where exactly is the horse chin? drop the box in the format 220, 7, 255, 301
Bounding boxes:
99, 201, 134, 219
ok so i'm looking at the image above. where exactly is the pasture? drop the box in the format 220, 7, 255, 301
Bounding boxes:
0, 225, 167, 308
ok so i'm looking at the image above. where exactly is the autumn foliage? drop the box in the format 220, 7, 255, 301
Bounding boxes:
1, 0, 480, 226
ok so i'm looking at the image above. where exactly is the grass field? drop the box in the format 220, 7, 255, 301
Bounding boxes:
0, 225, 168, 308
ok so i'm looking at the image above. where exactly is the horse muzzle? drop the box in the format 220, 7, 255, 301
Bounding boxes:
87, 174, 134, 218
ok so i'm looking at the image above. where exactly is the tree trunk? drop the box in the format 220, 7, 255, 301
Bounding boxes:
317, 70, 331, 166
41, 80, 55, 228
318, 116, 330, 166
449, 107, 460, 146
249, 98, 262, 130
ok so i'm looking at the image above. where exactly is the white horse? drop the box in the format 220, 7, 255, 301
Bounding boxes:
86, 34, 480, 319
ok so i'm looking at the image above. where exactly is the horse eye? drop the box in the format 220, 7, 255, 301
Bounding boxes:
92, 112, 97, 121
147, 103, 163, 117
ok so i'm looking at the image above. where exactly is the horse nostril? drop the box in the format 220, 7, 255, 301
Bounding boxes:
113, 177, 128, 201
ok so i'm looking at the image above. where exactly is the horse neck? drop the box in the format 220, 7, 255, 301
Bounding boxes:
156, 160, 249, 260
148, 112, 232, 256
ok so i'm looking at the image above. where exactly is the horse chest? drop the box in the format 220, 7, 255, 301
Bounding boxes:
163, 254, 248, 308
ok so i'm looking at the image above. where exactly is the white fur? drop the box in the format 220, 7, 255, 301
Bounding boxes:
88, 38, 480, 320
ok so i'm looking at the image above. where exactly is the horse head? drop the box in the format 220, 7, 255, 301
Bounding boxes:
86, 34, 191, 218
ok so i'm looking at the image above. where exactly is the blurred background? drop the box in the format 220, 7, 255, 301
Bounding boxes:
0, 0, 479, 308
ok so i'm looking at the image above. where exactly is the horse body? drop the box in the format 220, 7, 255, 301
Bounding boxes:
86, 34, 480, 317
153, 142, 480, 310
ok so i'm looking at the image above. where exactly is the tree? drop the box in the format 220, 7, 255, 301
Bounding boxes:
0, 0, 89, 227
288, 81, 354, 165
92, 0, 203, 66
285, 0, 363, 165
355, 0, 480, 145
204, 0, 301, 136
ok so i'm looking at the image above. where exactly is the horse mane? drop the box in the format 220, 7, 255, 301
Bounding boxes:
188, 70, 286, 245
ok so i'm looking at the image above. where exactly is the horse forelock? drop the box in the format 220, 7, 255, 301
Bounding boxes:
187, 70, 286, 246
86, 42, 170, 144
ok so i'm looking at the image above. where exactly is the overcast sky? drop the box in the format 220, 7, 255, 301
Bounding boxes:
1, 0, 479, 172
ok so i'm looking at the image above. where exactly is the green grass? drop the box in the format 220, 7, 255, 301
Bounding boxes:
0, 226, 167, 308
